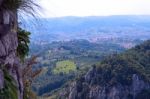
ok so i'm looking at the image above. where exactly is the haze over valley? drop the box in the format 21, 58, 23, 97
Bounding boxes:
25, 15, 150, 44
24, 15, 150, 97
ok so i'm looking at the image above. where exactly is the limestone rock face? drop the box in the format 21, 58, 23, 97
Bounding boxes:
0, 31, 23, 99
85, 66, 97, 83
0, 32, 18, 58
0, 5, 23, 99
69, 82, 77, 99
61, 67, 150, 99
131, 74, 150, 98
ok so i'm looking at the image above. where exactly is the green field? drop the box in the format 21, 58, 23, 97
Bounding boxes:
53, 60, 76, 74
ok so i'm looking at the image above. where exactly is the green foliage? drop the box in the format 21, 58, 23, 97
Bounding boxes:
96, 40, 150, 85
53, 60, 76, 74
23, 86, 37, 99
22, 56, 42, 99
30, 39, 126, 95
0, 0, 39, 16
17, 27, 31, 61
0, 66, 18, 99
55, 40, 150, 99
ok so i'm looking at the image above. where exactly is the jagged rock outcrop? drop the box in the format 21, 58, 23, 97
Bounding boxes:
63, 68, 150, 99
0, 1, 23, 99
69, 82, 77, 99
85, 65, 97, 83
59, 40, 150, 99
0, 25, 23, 99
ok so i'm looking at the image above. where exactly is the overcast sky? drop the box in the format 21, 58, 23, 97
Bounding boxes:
38, 0, 150, 18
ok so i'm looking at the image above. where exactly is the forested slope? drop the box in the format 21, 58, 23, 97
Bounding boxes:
58, 40, 150, 99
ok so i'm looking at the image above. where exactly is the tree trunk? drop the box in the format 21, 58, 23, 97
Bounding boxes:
0, 1, 23, 99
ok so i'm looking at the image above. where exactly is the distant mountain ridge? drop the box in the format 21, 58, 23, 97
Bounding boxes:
23, 15, 150, 43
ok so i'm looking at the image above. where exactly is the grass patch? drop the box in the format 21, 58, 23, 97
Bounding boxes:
53, 60, 76, 74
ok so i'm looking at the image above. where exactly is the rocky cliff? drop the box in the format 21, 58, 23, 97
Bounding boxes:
0, 2, 23, 99
67, 68, 150, 99
0, 31, 23, 99
60, 40, 150, 99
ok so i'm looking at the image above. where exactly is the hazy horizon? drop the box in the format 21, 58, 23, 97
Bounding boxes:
37, 15, 150, 19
